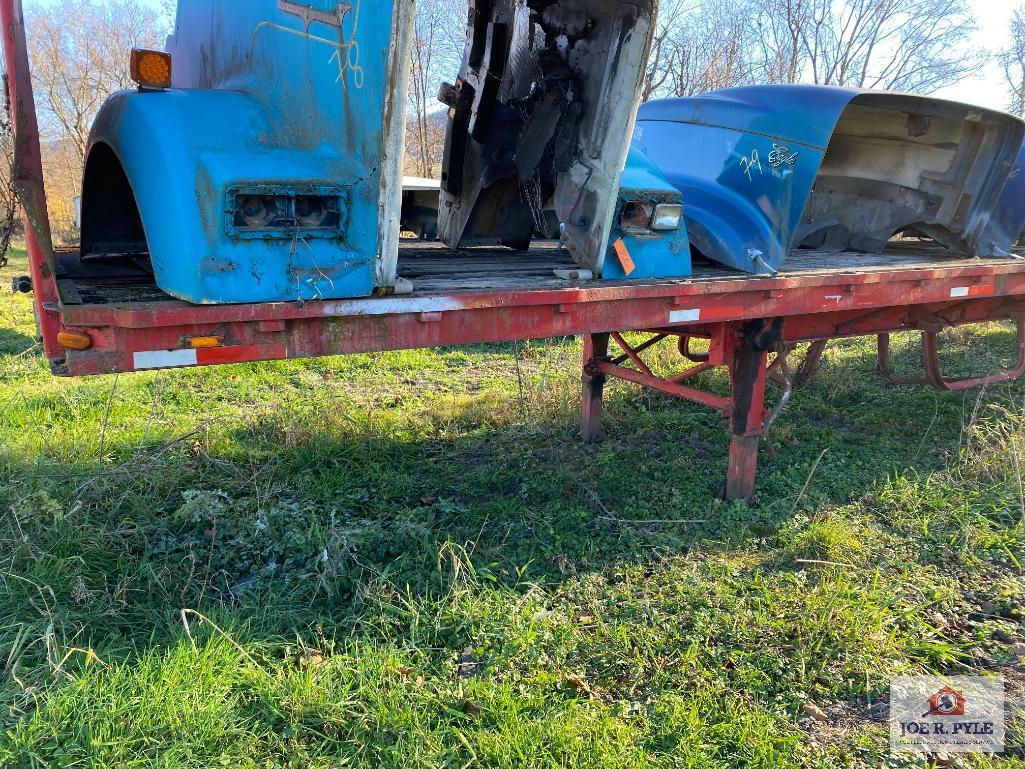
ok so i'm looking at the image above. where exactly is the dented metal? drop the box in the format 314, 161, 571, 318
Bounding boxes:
437, 0, 655, 273
80, 0, 415, 304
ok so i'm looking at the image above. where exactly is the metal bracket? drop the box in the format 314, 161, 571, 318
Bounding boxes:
278, 1, 350, 32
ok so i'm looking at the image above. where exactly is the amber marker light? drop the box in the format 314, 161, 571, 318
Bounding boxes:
186, 336, 223, 349
56, 331, 93, 351
130, 48, 172, 90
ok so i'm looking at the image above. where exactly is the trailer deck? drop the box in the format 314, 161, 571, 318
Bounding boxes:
56, 240, 1023, 308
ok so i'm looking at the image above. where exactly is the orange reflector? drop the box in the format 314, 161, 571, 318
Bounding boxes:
130, 48, 172, 89
187, 336, 223, 349
613, 238, 636, 276
57, 331, 93, 351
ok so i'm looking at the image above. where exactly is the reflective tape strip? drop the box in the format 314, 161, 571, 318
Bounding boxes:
669, 309, 701, 323
131, 344, 286, 371
951, 285, 996, 298
133, 349, 198, 370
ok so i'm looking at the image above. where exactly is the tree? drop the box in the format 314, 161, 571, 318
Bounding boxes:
751, 0, 808, 84
0, 74, 18, 268
407, 0, 466, 178
643, 0, 758, 100
26, 0, 166, 164
805, 0, 980, 92
642, 0, 983, 101
1001, 6, 1025, 117
642, 0, 692, 101
25, 0, 165, 238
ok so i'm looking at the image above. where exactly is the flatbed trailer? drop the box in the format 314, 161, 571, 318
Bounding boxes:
5, 1, 1025, 501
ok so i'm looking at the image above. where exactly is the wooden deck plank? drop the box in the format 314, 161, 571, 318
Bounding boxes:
65, 241, 1025, 307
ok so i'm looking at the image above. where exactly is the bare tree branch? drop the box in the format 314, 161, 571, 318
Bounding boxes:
1001, 6, 1025, 117
25, 0, 166, 235
406, 0, 466, 178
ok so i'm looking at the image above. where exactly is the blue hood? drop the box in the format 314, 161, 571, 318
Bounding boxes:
983, 143, 1025, 255
634, 85, 1025, 274
639, 84, 863, 150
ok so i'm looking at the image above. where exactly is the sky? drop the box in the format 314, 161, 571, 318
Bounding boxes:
935, 0, 1019, 112
19, 0, 1024, 113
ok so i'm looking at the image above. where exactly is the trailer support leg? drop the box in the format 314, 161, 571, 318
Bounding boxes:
725, 339, 769, 502
581, 332, 610, 443
878, 318, 1025, 391
580, 321, 780, 499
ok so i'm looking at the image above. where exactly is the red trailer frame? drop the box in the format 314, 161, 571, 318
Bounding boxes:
5, 0, 1025, 501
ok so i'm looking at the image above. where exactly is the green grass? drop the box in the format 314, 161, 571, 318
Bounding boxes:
1, 248, 1024, 767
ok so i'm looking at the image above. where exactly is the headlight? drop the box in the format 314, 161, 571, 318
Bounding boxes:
227, 185, 347, 238
619, 200, 684, 234
651, 203, 683, 231
238, 195, 285, 228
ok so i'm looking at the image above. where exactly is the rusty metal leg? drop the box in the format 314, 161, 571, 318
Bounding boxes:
921, 317, 1025, 391
581, 332, 610, 443
725, 339, 769, 502
794, 339, 828, 386
877, 332, 928, 385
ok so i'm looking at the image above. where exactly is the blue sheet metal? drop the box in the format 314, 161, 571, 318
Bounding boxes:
84, 0, 402, 304
633, 85, 1025, 275
984, 143, 1025, 255
602, 147, 691, 280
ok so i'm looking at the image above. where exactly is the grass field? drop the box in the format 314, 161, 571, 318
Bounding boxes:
1, 248, 1024, 767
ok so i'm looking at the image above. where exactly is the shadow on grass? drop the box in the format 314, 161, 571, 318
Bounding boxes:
0, 325, 36, 356
2, 325, 1023, 658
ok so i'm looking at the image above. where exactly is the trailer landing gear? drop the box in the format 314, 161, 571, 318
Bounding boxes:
581, 320, 788, 502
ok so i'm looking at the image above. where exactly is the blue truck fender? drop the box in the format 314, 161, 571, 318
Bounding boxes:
601, 147, 691, 280
81, 89, 377, 304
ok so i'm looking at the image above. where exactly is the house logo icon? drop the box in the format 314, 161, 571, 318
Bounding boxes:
924, 686, 966, 717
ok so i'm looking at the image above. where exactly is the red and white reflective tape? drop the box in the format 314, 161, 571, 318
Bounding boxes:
132, 344, 286, 371
669, 306, 744, 324
950, 285, 996, 298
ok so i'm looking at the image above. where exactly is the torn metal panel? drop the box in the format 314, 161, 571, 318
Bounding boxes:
438, 0, 655, 272
634, 85, 1025, 275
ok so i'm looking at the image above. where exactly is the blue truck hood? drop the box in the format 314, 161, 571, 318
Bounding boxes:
639, 84, 863, 150
983, 143, 1025, 255
634, 85, 1025, 274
